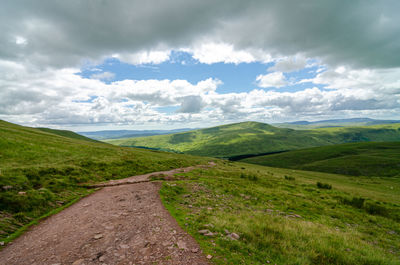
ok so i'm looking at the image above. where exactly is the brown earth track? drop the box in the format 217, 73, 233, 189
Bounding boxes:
0, 164, 215, 265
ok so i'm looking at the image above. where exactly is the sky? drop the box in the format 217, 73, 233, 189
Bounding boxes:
0, 0, 399, 131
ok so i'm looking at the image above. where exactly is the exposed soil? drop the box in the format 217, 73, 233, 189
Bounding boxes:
0, 164, 215, 265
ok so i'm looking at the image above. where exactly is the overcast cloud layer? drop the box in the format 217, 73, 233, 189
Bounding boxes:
0, 0, 399, 130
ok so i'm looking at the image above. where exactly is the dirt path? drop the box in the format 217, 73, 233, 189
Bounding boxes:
0, 164, 214, 265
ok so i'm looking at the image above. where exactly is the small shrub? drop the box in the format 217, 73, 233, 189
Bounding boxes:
240, 173, 258, 181
284, 175, 295, 181
317, 182, 332, 189
341, 196, 365, 209
249, 175, 259, 181
364, 202, 389, 217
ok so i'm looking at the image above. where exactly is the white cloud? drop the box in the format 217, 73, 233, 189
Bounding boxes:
0, 60, 399, 129
302, 67, 400, 93
15, 36, 28, 46
113, 50, 171, 65
255, 72, 287, 88
186, 43, 272, 64
90, 71, 115, 81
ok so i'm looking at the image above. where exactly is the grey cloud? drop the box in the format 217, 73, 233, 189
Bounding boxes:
0, 0, 243, 68
1, 1, 399, 69
221, 0, 400, 68
269, 57, 307, 72
177, 95, 204, 113
124, 91, 175, 106
331, 97, 399, 111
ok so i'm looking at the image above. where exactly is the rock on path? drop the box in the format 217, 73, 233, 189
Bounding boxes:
0, 181, 210, 264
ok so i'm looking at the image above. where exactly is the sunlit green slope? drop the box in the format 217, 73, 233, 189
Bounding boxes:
106, 121, 400, 158
241, 141, 400, 177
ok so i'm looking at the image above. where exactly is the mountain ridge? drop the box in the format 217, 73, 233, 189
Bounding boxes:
106, 121, 400, 158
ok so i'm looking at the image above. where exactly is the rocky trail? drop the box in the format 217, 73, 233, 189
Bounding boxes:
0, 163, 215, 265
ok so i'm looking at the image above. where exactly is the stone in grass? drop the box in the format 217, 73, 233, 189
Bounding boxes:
206, 255, 213, 259
198, 229, 210, 235
230, 233, 240, 240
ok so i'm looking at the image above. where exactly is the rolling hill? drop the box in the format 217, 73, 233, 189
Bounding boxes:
274, 118, 400, 130
106, 121, 400, 158
79, 128, 194, 140
0, 119, 207, 241
36, 127, 99, 142
240, 141, 400, 177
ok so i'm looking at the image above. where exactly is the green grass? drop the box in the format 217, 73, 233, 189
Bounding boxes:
159, 161, 400, 264
106, 121, 400, 158
0, 119, 208, 243
241, 142, 400, 177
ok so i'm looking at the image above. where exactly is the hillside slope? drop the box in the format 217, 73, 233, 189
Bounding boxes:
0, 119, 207, 241
37, 127, 99, 142
241, 142, 400, 177
106, 121, 400, 158
159, 160, 400, 264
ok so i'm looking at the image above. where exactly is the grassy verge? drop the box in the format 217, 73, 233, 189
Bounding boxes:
0, 188, 96, 247
159, 161, 400, 264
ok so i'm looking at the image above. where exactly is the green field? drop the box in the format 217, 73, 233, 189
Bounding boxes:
159, 161, 400, 264
0, 120, 208, 242
106, 121, 400, 158
2, 119, 400, 264
241, 142, 400, 177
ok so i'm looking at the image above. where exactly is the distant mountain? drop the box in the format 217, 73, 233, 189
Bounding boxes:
78, 128, 195, 140
274, 118, 400, 129
240, 141, 400, 177
106, 121, 400, 158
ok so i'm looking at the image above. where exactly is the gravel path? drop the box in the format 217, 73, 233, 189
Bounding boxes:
0, 165, 213, 265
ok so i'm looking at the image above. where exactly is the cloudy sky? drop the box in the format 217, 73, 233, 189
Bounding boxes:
1, 0, 399, 131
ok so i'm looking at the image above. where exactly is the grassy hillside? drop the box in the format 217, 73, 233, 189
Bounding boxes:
159, 161, 400, 264
37, 127, 99, 142
0, 120, 208, 242
241, 142, 400, 177
106, 121, 400, 158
